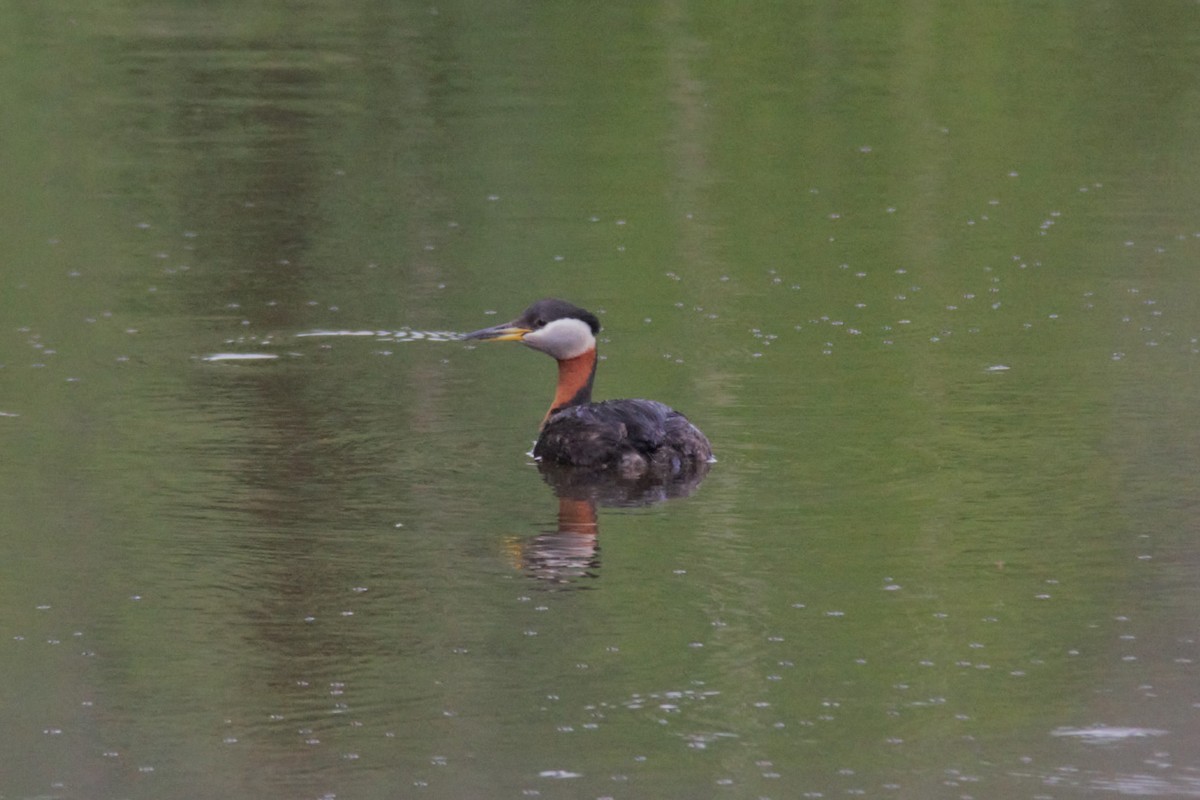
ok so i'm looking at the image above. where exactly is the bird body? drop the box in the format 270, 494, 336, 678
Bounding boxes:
464, 299, 712, 477
535, 398, 712, 475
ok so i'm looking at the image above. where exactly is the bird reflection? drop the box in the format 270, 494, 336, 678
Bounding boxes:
514, 458, 711, 586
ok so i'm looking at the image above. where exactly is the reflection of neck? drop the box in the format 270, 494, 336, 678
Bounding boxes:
543, 348, 596, 428
557, 497, 597, 534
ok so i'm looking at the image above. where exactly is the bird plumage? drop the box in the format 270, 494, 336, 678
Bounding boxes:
464, 298, 712, 477
535, 399, 712, 476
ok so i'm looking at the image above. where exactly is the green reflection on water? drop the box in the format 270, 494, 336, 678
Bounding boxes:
2, 1, 1200, 798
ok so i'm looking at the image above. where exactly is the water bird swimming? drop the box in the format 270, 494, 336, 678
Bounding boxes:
464, 299, 713, 476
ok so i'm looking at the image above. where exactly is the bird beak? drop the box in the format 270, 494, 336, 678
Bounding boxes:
462, 321, 531, 342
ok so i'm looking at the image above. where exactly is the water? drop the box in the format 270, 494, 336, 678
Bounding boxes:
3, 2, 1200, 798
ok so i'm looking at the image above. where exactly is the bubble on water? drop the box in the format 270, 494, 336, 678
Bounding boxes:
1052, 726, 1167, 741
202, 353, 279, 362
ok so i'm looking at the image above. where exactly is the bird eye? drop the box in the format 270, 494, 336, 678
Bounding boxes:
534, 318, 546, 328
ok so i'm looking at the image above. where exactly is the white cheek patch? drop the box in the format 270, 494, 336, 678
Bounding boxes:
524, 317, 596, 359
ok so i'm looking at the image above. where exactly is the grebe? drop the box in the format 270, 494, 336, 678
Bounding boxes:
464, 299, 713, 476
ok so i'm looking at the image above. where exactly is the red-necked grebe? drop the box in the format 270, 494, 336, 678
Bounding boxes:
464, 299, 713, 476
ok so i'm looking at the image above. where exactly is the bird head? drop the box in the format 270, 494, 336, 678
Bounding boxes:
463, 298, 601, 360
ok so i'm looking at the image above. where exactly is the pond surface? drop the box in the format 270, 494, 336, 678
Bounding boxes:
3, 2, 1200, 799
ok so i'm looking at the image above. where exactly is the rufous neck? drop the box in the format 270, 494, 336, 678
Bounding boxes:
542, 348, 596, 428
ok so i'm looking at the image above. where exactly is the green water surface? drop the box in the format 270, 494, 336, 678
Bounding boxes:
2, 2, 1200, 799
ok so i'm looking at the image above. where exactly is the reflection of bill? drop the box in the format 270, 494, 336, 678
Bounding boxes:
512, 459, 711, 586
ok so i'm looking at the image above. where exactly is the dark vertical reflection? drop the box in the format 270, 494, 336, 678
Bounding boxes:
91, 6, 485, 792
